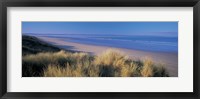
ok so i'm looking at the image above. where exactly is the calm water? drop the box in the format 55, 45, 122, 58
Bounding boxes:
26, 33, 178, 53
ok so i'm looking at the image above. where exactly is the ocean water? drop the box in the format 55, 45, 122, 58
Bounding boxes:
27, 33, 178, 53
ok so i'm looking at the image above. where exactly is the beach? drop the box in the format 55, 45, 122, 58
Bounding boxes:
37, 36, 178, 77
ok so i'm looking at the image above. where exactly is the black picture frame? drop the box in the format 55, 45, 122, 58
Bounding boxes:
0, 0, 199, 99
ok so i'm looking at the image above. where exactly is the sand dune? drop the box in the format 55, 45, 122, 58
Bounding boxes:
38, 36, 178, 77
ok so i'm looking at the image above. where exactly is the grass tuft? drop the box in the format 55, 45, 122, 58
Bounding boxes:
23, 49, 169, 77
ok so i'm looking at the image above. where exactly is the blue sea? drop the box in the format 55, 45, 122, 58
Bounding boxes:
26, 33, 178, 53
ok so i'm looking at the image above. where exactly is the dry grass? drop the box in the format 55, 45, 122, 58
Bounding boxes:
22, 49, 169, 77
141, 58, 154, 77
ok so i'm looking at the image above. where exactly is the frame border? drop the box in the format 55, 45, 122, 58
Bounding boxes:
0, 0, 199, 99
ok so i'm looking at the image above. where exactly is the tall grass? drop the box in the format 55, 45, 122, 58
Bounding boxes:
22, 35, 61, 56
22, 49, 169, 77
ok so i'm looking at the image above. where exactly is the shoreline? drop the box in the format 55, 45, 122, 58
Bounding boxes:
37, 36, 178, 77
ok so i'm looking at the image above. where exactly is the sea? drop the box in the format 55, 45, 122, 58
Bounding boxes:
25, 33, 178, 53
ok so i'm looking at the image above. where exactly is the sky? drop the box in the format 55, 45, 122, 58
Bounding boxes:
22, 22, 178, 37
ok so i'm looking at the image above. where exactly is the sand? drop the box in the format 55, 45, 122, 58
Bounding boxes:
38, 36, 178, 77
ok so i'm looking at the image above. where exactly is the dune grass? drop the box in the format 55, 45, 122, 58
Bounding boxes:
22, 49, 169, 77
22, 35, 61, 56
